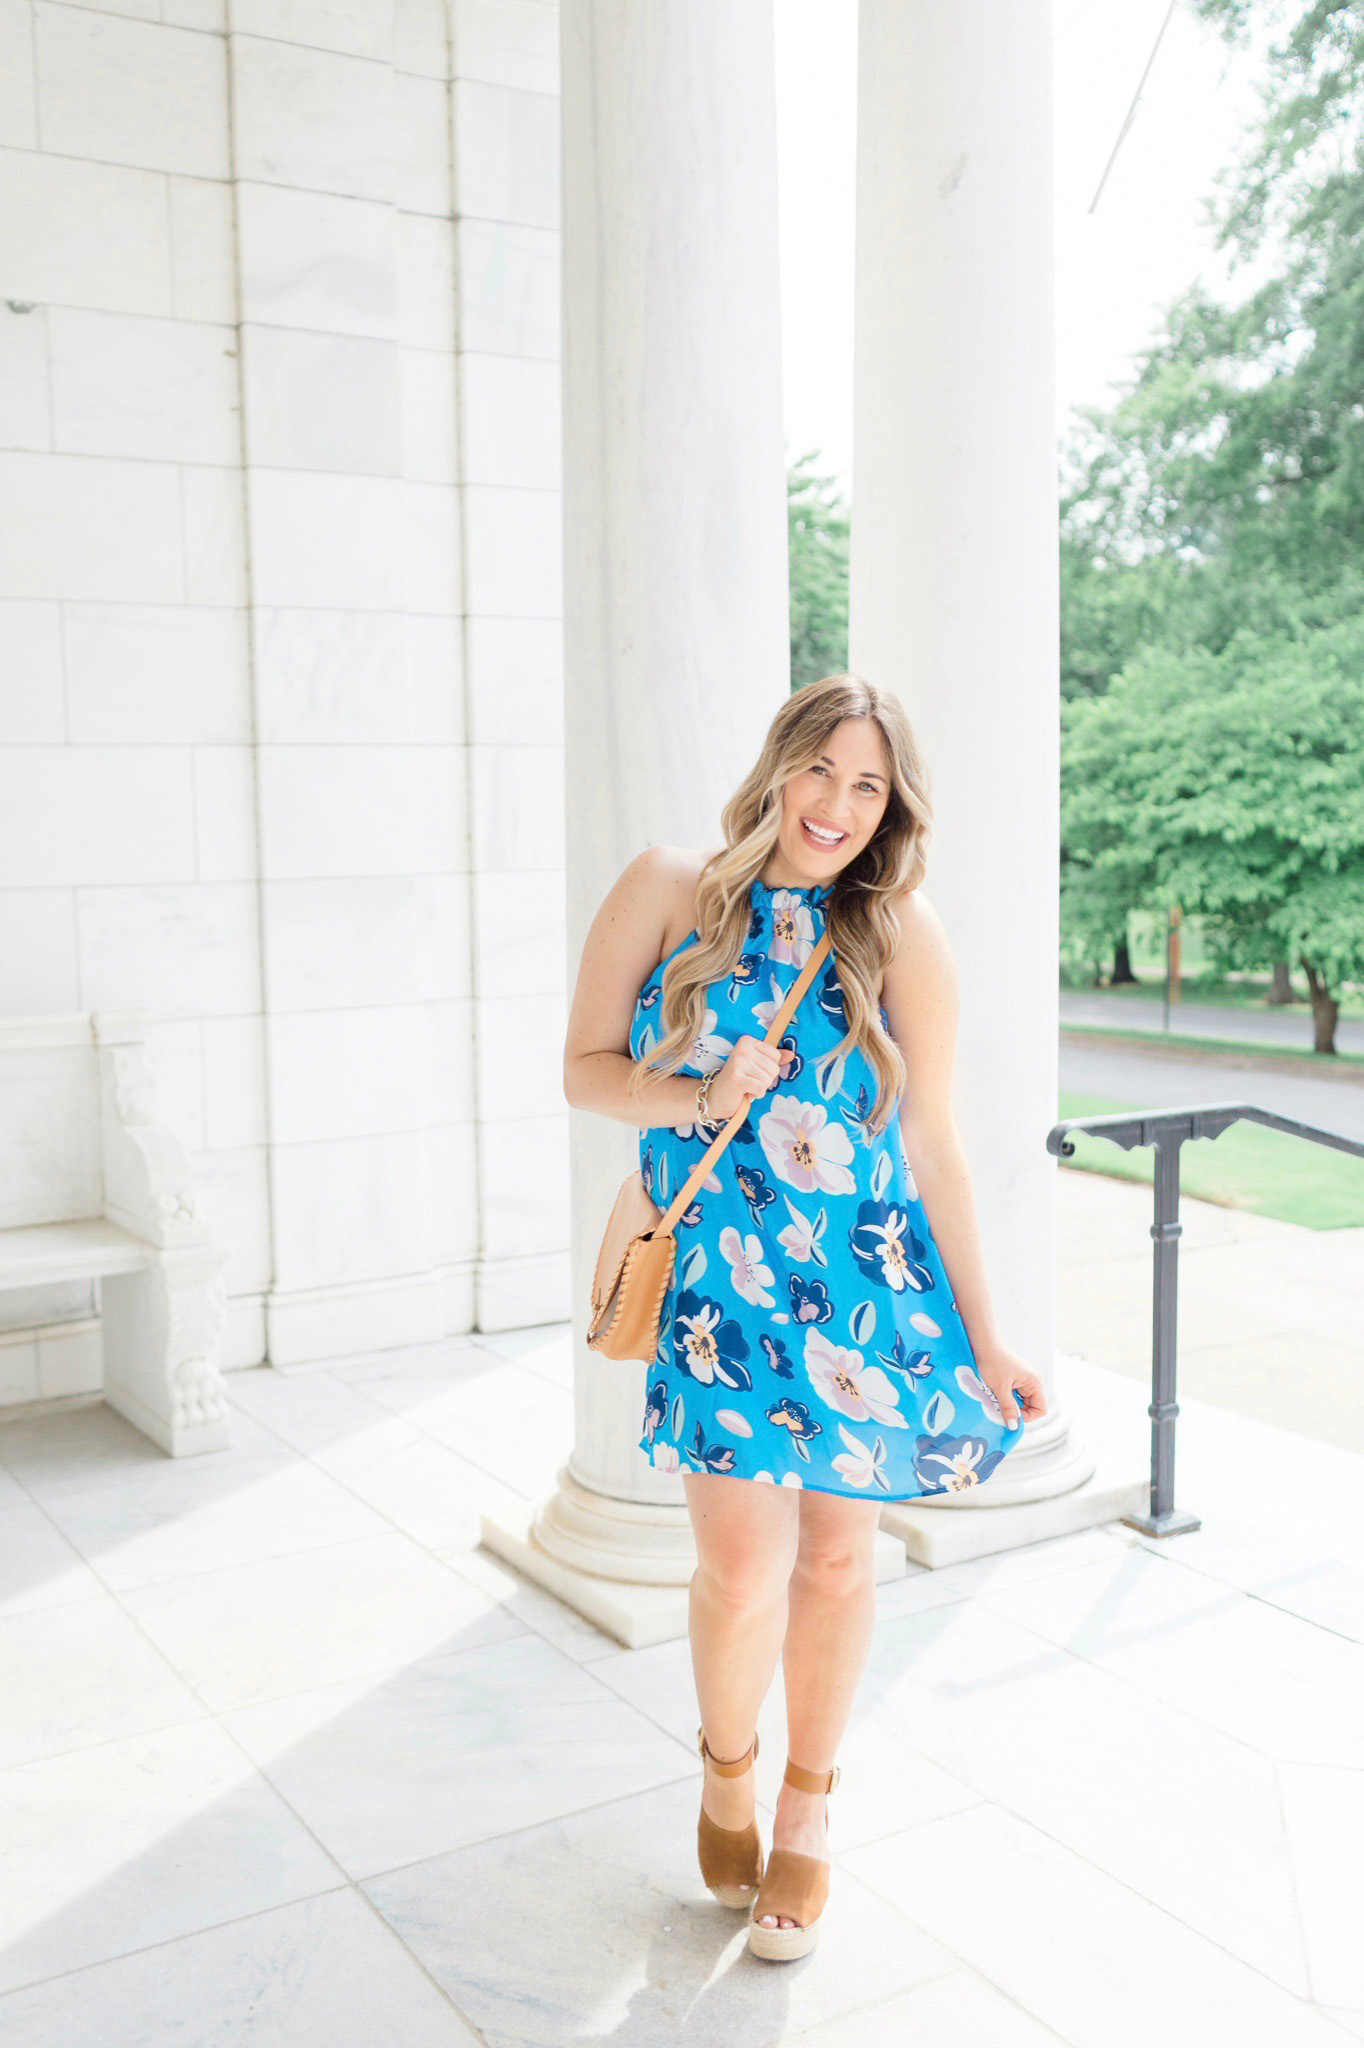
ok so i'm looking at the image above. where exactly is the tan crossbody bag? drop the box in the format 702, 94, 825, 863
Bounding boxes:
586, 926, 833, 1364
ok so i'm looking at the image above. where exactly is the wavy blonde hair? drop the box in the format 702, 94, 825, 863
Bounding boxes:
627, 673, 934, 1137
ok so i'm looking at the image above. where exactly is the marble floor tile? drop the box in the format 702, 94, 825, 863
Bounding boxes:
225, 1366, 426, 1472
1134, 1520, 1364, 1645
222, 1628, 692, 1878
0, 1593, 205, 1766
1324, 2011, 1364, 2042
1278, 1761, 1364, 2009
872, 1524, 1138, 1621
36, 1455, 392, 1592
0, 1400, 287, 1502
326, 1338, 495, 1390
856, 1597, 1309, 1992
118, 1530, 527, 1711
0, 1501, 103, 1617
363, 1772, 956, 2048
448, 1542, 625, 1665
468, 1321, 570, 1363
844, 1802, 1346, 2048
336, 1430, 534, 1552
0, 1719, 340, 1995
473, 1327, 573, 1390
983, 1545, 1364, 1766
342, 1356, 573, 1497
782, 1965, 1068, 2046
0, 1888, 482, 2048
330, 1333, 493, 1369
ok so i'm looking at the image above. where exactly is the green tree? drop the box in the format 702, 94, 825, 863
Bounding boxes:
1062, 616, 1364, 1051
788, 451, 849, 688
1059, 0, 1364, 992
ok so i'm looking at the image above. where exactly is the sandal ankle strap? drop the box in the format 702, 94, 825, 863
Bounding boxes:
783, 1756, 840, 1795
697, 1724, 760, 1775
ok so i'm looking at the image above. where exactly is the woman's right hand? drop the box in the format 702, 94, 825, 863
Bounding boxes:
705, 1035, 793, 1123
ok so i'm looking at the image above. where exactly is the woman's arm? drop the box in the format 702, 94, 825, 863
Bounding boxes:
562, 846, 707, 1130
880, 888, 1047, 1428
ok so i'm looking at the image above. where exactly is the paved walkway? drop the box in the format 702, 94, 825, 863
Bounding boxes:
1053, 1163, 1364, 1454
1, 1175, 1362, 2045
1059, 986, 1364, 1059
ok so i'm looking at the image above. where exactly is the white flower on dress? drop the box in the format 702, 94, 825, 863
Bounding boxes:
830, 1421, 889, 1490
718, 1224, 776, 1308
753, 1470, 804, 1487
651, 1442, 681, 1472
803, 1328, 910, 1429
692, 1008, 734, 1074
758, 1095, 856, 1196
776, 1194, 828, 1267
766, 891, 818, 967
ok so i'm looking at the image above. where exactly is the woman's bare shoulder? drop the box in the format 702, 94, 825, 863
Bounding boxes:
879, 884, 958, 1010
645, 843, 721, 957
607, 843, 718, 963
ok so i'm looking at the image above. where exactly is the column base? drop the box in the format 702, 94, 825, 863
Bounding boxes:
479, 1463, 910, 1649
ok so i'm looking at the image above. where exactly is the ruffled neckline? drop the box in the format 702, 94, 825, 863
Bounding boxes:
751, 877, 833, 906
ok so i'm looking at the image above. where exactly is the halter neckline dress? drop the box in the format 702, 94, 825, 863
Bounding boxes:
627, 876, 1025, 1498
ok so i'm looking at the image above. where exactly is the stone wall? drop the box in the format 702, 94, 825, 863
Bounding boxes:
0, 0, 567, 1395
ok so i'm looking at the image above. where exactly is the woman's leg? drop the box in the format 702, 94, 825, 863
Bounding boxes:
756, 1488, 882, 1929
683, 1470, 800, 1841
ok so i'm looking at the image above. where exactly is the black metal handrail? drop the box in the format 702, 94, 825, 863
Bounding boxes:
1045, 1102, 1364, 1537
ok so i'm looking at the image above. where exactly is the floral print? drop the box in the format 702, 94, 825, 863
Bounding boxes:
630, 879, 1025, 1500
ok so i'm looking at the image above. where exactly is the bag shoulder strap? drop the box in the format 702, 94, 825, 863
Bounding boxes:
652, 925, 832, 1237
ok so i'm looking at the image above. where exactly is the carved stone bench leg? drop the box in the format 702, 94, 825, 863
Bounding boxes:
100, 1244, 232, 1456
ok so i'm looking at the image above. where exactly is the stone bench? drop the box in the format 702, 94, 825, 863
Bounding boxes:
0, 1012, 231, 1456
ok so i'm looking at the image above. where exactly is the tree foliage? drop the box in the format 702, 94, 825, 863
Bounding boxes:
1059, 0, 1364, 1042
1063, 615, 1364, 1048
788, 451, 850, 688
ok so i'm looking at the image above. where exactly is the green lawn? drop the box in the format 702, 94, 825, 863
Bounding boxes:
1056, 1089, 1364, 1230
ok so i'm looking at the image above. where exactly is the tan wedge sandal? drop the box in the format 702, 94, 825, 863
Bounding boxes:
696, 1725, 765, 1908
746, 1753, 841, 1961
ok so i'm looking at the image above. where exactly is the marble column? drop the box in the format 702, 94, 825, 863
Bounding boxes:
481, 0, 909, 1646
849, 0, 1142, 1562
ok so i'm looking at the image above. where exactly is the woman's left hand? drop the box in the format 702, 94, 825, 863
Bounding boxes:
973, 1340, 1047, 1432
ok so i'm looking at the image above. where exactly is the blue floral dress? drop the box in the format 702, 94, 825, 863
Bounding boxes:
628, 878, 1025, 1500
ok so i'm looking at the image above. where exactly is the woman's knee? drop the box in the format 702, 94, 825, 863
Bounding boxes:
693, 1544, 791, 1613
792, 1521, 879, 1599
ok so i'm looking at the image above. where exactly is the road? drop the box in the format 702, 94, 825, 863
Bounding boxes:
1059, 986, 1364, 1058
1059, 1034, 1364, 1146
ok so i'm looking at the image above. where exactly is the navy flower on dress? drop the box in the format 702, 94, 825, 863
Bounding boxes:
687, 1419, 737, 1474
764, 1395, 823, 1462
849, 1199, 935, 1294
788, 1273, 834, 1325
672, 1288, 753, 1392
759, 1331, 796, 1379
643, 1379, 668, 1445
735, 1160, 779, 1221
912, 1432, 1007, 1493
876, 1331, 935, 1384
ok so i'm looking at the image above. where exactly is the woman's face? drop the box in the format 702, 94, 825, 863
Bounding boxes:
775, 716, 892, 881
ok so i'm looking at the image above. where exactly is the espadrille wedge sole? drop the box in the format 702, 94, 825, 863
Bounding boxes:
747, 1755, 841, 1960
696, 1725, 764, 1908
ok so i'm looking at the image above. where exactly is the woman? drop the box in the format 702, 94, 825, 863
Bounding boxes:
563, 673, 1046, 1961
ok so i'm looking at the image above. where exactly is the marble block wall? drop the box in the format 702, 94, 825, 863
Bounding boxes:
0, 0, 568, 1388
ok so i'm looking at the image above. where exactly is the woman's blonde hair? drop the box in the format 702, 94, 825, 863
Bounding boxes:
627, 672, 934, 1136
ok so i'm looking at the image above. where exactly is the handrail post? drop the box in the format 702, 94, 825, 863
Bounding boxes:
1048, 1097, 1361, 1543
1124, 1130, 1201, 1538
